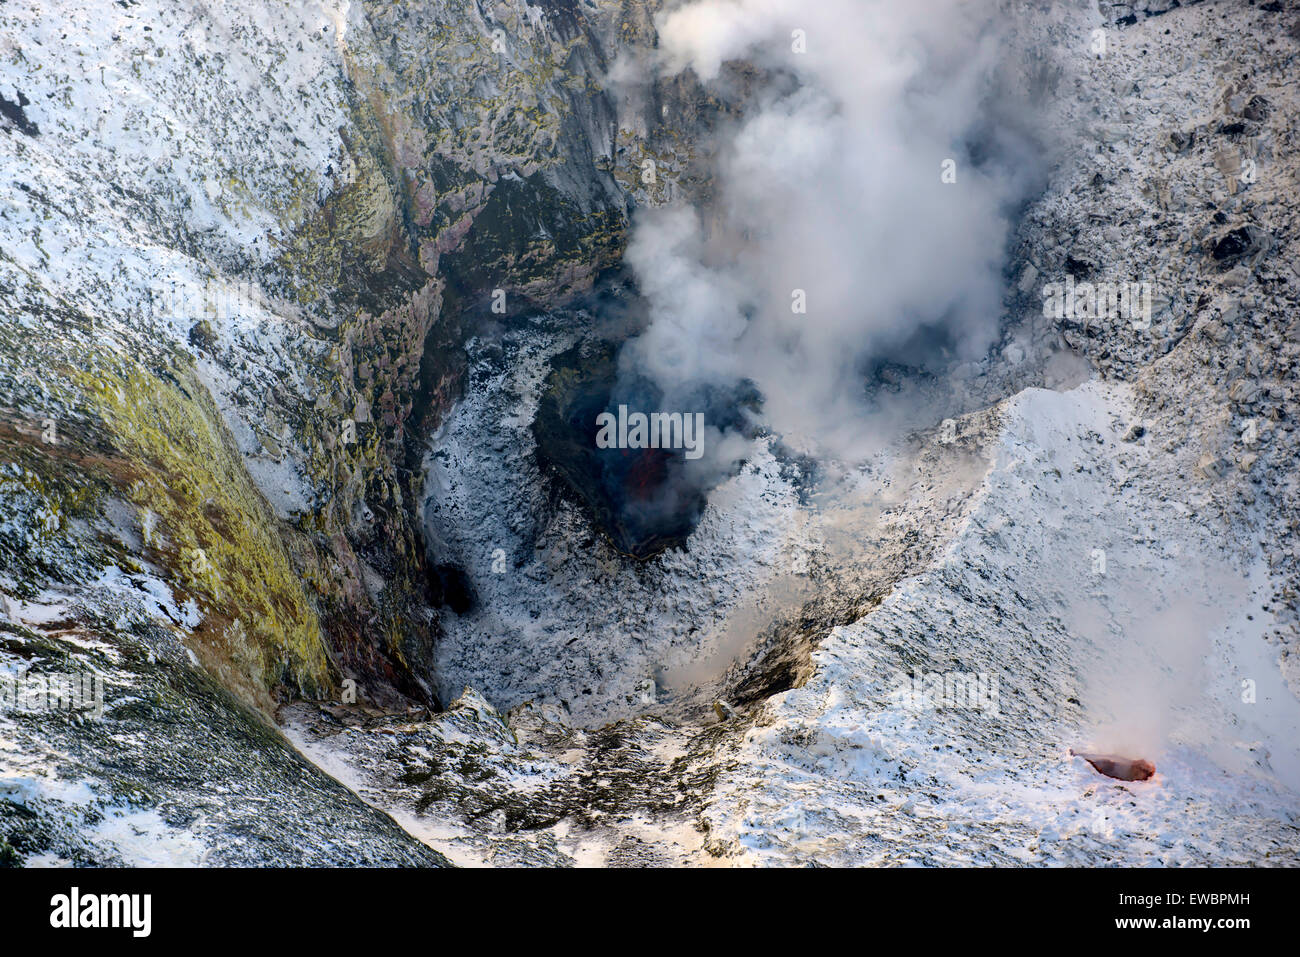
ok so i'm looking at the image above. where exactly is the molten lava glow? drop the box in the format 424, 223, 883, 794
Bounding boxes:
620, 447, 672, 502
1072, 750, 1156, 783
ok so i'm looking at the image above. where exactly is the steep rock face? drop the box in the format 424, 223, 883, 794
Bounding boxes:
1012, 0, 1300, 666
1, 600, 449, 866
0, 0, 697, 705
0, 0, 705, 863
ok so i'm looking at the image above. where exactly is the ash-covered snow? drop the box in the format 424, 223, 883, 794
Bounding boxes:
1, 769, 208, 868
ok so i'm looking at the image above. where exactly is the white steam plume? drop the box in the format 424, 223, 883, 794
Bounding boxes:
619, 0, 1050, 459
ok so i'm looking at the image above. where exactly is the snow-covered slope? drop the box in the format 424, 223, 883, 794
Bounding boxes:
704, 381, 1299, 865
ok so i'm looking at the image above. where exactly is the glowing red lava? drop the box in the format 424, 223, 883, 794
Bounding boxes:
621, 446, 672, 501
1070, 749, 1156, 782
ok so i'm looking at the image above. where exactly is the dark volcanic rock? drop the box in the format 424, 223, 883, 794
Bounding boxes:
532, 340, 706, 558
0, 613, 450, 866
532, 338, 753, 559
1211, 225, 1266, 266
0, 90, 38, 136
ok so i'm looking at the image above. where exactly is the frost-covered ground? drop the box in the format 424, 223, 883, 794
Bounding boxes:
0, 570, 447, 866
0, 0, 354, 514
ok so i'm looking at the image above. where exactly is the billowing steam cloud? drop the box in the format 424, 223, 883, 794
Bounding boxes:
617, 0, 1050, 460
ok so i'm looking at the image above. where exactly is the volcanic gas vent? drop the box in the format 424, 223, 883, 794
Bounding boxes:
532, 338, 754, 558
